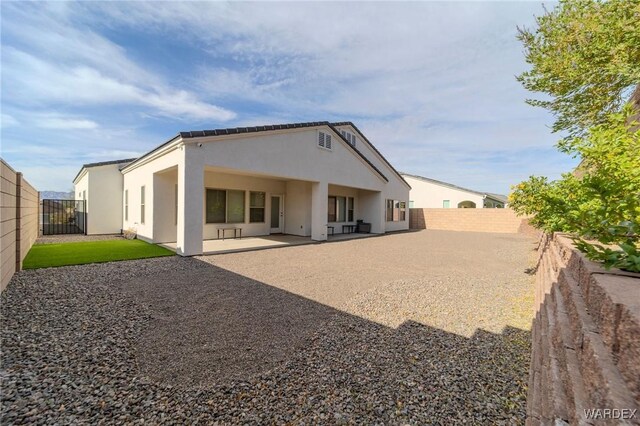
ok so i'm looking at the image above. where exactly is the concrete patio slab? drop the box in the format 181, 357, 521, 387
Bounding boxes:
160, 232, 379, 255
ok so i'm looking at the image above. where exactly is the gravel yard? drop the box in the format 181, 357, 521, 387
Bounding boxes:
35, 234, 124, 244
1, 230, 535, 424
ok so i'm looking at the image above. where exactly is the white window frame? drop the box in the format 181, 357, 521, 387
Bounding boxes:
205, 188, 246, 224
140, 186, 146, 224
249, 191, 266, 224
386, 199, 407, 222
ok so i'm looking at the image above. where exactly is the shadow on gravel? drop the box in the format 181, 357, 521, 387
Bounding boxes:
2, 256, 531, 424
121, 258, 531, 422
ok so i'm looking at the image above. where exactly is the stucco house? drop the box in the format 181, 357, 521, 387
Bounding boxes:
73, 159, 136, 235
74, 122, 410, 255
400, 173, 506, 209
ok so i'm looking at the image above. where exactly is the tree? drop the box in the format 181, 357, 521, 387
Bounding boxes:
509, 108, 640, 271
517, 0, 640, 145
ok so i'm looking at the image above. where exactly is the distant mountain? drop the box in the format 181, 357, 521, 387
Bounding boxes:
40, 191, 74, 200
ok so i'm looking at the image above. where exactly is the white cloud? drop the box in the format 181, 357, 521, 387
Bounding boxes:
2, 48, 235, 122
1, 114, 19, 128
38, 117, 99, 130
1, 3, 235, 122
1, 1, 569, 192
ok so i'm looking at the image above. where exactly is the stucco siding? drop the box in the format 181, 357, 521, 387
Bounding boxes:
119, 124, 409, 253
403, 175, 485, 209
191, 127, 409, 233
284, 181, 311, 236
122, 147, 182, 241
73, 172, 89, 232
85, 164, 125, 234
192, 128, 386, 191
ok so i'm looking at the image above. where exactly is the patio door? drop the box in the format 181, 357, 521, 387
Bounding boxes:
270, 195, 283, 234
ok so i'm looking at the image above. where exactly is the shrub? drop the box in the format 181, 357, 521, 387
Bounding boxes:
510, 108, 640, 272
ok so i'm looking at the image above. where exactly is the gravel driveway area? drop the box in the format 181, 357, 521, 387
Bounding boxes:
1, 230, 535, 424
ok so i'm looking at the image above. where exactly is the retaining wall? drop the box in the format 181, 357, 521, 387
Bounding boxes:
526, 233, 640, 424
1, 159, 39, 291
409, 208, 534, 234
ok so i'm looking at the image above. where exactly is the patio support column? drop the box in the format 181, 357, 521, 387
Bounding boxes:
370, 191, 385, 233
176, 144, 204, 256
311, 181, 328, 241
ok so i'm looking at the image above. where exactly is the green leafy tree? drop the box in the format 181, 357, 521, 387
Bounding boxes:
517, 0, 640, 144
510, 109, 640, 271
513, 0, 640, 272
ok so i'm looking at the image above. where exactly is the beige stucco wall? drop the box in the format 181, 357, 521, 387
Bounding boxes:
122, 147, 182, 242
285, 180, 311, 236
1, 159, 39, 291
84, 164, 125, 234
402, 175, 485, 209
74, 171, 89, 233
187, 127, 409, 233
121, 124, 409, 254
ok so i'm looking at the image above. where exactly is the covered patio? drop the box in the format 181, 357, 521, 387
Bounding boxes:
160, 232, 379, 255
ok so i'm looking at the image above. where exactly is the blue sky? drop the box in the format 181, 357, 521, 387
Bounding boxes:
1, 1, 575, 193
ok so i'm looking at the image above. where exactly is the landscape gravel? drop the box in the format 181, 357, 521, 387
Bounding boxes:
1, 230, 535, 424
35, 234, 124, 244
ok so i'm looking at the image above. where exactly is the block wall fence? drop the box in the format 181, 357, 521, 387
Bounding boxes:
409, 208, 536, 234
1, 159, 39, 291
526, 233, 639, 424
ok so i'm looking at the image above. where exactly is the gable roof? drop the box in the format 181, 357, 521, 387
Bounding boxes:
331, 122, 410, 188
73, 158, 136, 184
485, 193, 508, 203
400, 172, 506, 203
121, 121, 407, 184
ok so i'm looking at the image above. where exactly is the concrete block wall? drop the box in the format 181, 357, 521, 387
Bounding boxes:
1, 159, 39, 291
409, 208, 533, 234
526, 233, 640, 424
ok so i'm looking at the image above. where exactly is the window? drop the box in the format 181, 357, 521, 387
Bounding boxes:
318, 131, 332, 150
227, 190, 244, 223
124, 190, 128, 221
443, 200, 450, 208
337, 196, 346, 222
328, 196, 337, 222
206, 189, 246, 224
83, 190, 86, 200
409, 200, 415, 208
206, 189, 226, 223
347, 197, 354, 221
140, 186, 145, 224
249, 191, 265, 223
386, 199, 407, 222
328, 196, 348, 222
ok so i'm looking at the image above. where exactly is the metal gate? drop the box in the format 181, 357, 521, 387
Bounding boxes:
41, 199, 86, 235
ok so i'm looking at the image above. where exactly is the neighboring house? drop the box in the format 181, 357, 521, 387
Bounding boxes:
73, 159, 136, 235
74, 122, 410, 255
400, 173, 506, 209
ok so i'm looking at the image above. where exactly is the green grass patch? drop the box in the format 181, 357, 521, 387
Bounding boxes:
23, 239, 175, 269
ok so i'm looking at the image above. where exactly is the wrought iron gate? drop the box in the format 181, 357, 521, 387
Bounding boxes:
41, 199, 86, 235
